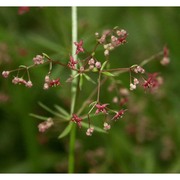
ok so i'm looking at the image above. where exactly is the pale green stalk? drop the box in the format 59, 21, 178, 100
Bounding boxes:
68, 6, 78, 173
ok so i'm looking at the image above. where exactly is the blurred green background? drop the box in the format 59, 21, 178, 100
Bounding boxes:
0, 7, 180, 173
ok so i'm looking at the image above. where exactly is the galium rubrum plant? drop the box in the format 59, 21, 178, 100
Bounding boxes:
1, 6, 170, 173
2, 27, 170, 136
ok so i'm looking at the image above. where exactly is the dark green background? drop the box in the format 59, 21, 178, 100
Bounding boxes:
0, 7, 180, 173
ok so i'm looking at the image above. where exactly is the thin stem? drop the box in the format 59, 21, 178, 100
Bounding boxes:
76, 77, 107, 116
139, 51, 163, 67
68, 6, 78, 174
102, 67, 129, 72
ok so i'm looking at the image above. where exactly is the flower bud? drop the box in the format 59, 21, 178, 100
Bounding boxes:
2, 71, 10, 78
26, 80, 33, 88
130, 83, 136, 91
95, 61, 101, 69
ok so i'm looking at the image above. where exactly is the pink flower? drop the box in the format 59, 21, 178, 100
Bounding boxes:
12, 77, 19, 84
74, 40, 84, 54
112, 109, 126, 121
133, 66, 145, 74
38, 118, 54, 133
43, 83, 49, 90
143, 73, 159, 90
49, 78, 61, 87
33, 55, 44, 65
18, 7, 30, 15
25, 80, 33, 88
103, 122, 111, 130
95, 61, 101, 69
68, 55, 78, 69
161, 46, 170, 66
71, 114, 82, 128
86, 127, 94, 136
2, 71, 10, 78
95, 103, 108, 114
44, 75, 50, 83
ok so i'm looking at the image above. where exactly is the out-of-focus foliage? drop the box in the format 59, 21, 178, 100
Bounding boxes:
0, 7, 180, 173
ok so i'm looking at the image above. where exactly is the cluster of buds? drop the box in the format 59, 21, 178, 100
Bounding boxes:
161, 46, 170, 66
97, 28, 128, 57
88, 58, 101, 70
38, 118, 54, 133
13, 77, 33, 88
130, 78, 139, 91
43, 75, 61, 90
33, 55, 44, 65
133, 65, 145, 74
86, 127, 94, 136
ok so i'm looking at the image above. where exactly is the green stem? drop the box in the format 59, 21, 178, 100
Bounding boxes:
139, 51, 163, 67
68, 6, 78, 173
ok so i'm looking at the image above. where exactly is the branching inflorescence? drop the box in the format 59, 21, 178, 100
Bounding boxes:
2, 26, 170, 137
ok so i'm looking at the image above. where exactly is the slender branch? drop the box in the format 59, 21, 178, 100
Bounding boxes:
77, 77, 107, 116
139, 51, 163, 67
102, 67, 130, 72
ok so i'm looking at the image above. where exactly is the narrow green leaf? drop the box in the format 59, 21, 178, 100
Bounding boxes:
81, 122, 107, 133
29, 34, 65, 54
42, 53, 50, 59
100, 61, 108, 71
130, 64, 138, 69
58, 123, 73, 139
54, 104, 70, 117
38, 102, 68, 120
79, 74, 83, 90
102, 71, 115, 77
19, 65, 27, 68
29, 113, 49, 121
89, 101, 97, 107
83, 74, 96, 84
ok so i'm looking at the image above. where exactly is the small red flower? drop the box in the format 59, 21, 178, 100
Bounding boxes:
49, 78, 61, 87
68, 55, 78, 69
18, 7, 30, 15
143, 73, 159, 89
163, 45, 169, 57
74, 40, 84, 54
71, 114, 82, 128
112, 109, 126, 121
95, 103, 108, 114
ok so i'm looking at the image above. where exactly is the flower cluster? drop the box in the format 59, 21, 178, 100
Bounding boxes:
68, 56, 78, 69
74, 40, 84, 55
71, 114, 82, 128
33, 55, 44, 65
1, 26, 169, 137
12, 77, 33, 88
96, 28, 128, 56
88, 58, 101, 70
43, 75, 61, 90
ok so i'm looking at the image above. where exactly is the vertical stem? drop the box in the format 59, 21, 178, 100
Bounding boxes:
68, 6, 78, 173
